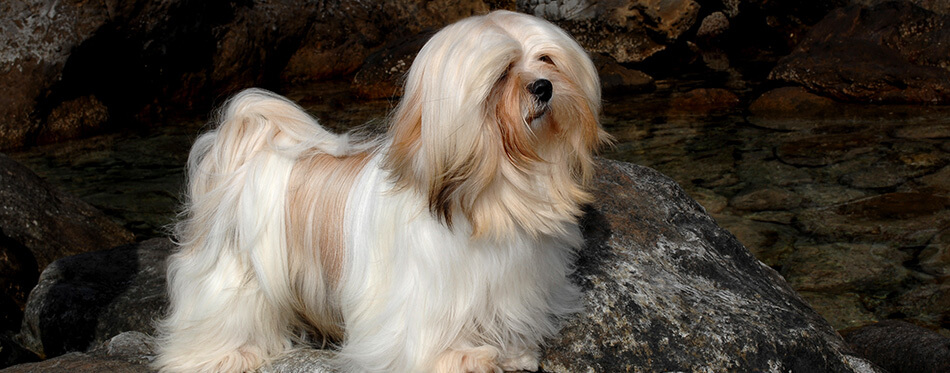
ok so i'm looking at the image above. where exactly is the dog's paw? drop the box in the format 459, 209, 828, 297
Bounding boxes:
435, 346, 503, 373
499, 349, 539, 372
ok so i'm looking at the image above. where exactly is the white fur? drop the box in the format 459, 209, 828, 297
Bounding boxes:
155, 10, 607, 373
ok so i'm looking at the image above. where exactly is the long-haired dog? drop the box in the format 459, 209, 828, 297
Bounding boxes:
155, 10, 608, 373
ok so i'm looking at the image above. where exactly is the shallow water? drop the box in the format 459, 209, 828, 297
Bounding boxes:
9, 80, 950, 335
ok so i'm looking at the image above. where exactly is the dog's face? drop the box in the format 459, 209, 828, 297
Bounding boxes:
385, 10, 609, 238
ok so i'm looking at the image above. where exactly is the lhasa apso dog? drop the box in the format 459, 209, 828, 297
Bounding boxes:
156, 10, 608, 373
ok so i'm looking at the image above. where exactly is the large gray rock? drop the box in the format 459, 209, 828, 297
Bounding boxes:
17, 238, 170, 358
540, 158, 875, 372
4, 159, 880, 372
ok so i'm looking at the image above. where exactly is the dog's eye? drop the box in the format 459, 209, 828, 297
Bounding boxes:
538, 55, 554, 65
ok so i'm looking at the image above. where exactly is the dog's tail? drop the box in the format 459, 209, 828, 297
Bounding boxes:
156, 89, 346, 372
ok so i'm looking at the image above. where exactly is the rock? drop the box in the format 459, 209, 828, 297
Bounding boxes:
887, 282, 950, 331
283, 1, 499, 84
351, 32, 433, 100
17, 238, 171, 358
842, 320, 950, 373
0, 153, 135, 264
592, 54, 655, 95
0, 230, 37, 332
4, 159, 880, 371
748, 87, 840, 130
730, 187, 802, 211
668, 88, 740, 114
0, 332, 40, 369
0, 153, 134, 334
0, 0, 116, 149
713, 215, 795, 268
918, 229, 949, 277
696, 11, 729, 40
541, 159, 875, 371
782, 243, 910, 294
521, 0, 701, 63
1, 332, 155, 373
776, 134, 877, 167
2, 331, 338, 373
36, 96, 109, 146
796, 192, 949, 248
893, 123, 950, 140
769, 2, 950, 104
799, 291, 879, 331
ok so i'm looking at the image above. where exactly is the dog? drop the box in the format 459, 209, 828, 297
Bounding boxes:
155, 10, 609, 373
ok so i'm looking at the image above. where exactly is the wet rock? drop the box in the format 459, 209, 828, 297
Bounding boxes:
18, 238, 171, 358
782, 243, 910, 294
796, 192, 949, 247
713, 215, 795, 268
769, 2, 950, 104
737, 158, 813, 187
776, 134, 877, 167
909, 165, 950, 195
919, 229, 949, 277
799, 291, 878, 331
593, 54, 655, 95
887, 282, 950, 331
893, 123, 950, 140
668, 88, 740, 114
748, 87, 840, 130
793, 184, 869, 208
730, 187, 802, 211
841, 165, 910, 189
521, 0, 700, 63
843, 320, 950, 373
687, 187, 727, 214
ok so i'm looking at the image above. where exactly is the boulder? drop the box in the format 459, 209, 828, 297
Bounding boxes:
769, 2, 950, 103
521, 0, 700, 64
17, 238, 171, 358
4, 159, 880, 372
541, 159, 875, 372
0, 153, 134, 334
283, 1, 500, 84
842, 320, 950, 373
1, 332, 156, 373
593, 54, 655, 95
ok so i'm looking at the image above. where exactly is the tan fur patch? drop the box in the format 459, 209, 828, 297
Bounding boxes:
286, 150, 371, 338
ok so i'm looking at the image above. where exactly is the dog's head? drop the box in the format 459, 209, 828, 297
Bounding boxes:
385, 10, 610, 239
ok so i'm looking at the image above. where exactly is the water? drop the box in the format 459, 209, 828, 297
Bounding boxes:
9, 80, 950, 335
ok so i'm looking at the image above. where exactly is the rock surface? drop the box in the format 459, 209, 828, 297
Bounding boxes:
843, 320, 950, 373
1, 0, 862, 149
0, 153, 134, 335
3, 159, 879, 372
770, 2, 950, 103
17, 238, 171, 358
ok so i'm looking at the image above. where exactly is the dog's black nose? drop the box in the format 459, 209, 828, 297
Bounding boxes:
528, 79, 553, 103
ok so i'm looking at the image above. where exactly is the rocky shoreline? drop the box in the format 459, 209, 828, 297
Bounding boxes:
1, 0, 949, 371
